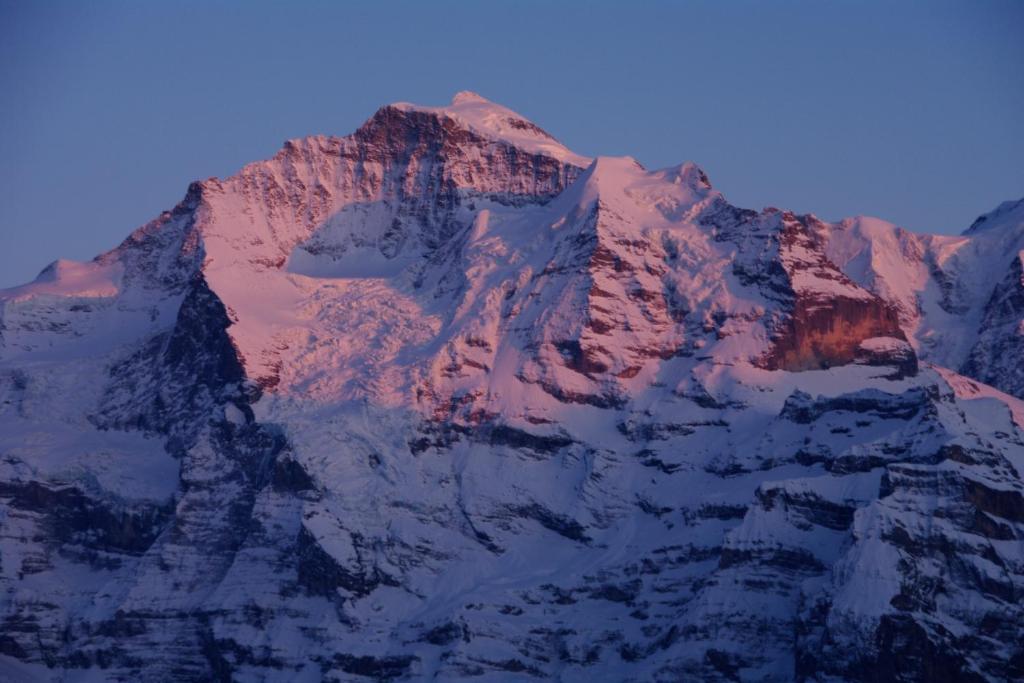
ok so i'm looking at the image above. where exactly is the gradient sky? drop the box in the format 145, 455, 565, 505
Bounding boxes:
1, 0, 1021, 288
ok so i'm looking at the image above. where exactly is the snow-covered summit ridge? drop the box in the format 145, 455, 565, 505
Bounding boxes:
964, 196, 1024, 235
388, 90, 591, 167
4, 92, 1023, 401
450, 90, 489, 105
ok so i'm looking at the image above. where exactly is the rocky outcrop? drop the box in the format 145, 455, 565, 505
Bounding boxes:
94, 274, 255, 451
854, 336, 919, 378
764, 294, 908, 372
750, 211, 912, 373
799, 451, 1024, 683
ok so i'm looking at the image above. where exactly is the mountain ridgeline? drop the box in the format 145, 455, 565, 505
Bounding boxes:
1, 92, 1023, 682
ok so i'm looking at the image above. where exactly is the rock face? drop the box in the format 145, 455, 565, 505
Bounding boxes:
1, 92, 1023, 682
962, 250, 1024, 395
762, 212, 909, 373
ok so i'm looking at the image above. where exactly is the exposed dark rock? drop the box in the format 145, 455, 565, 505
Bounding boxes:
330, 653, 418, 681
484, 424, 574, 454
780, 388, 929, 424
296, 526, 397, 599
509, 504, 591, 543
0, 480, 170, 556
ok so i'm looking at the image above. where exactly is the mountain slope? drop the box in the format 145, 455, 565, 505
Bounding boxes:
1, 93, 1022, 683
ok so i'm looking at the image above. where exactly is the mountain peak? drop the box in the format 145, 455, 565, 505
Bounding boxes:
3, 92, 1024, 683
656, 160, 712, 190
387, 92, 591, 168
450, 90, 491, 105
964, 197, 1024, 235
560, 155, 717, 224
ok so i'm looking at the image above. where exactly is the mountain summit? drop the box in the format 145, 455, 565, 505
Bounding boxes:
1, 94, 1023, 682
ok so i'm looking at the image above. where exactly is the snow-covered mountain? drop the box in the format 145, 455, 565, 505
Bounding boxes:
1, 92, 1022, 683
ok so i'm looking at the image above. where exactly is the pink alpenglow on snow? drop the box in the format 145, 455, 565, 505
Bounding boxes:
1, 93, 1023, 682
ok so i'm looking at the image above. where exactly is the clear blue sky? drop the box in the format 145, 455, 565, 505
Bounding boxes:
1, 0, 1021, 288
